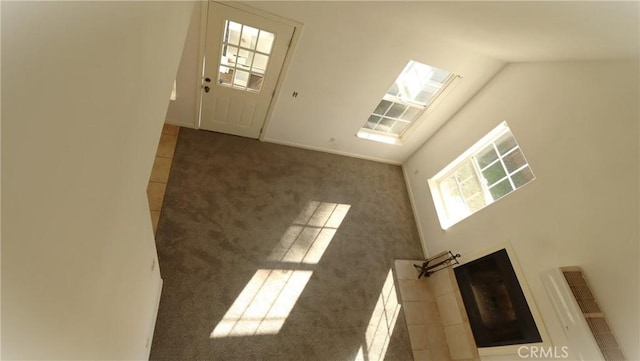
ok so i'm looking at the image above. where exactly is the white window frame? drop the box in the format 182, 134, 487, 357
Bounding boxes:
428, 122, 535, 229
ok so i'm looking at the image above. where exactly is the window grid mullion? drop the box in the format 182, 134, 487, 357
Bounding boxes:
383, 94, 428, 109
470, 156, 493, 204
507, 164, 529, 178
486, 164, 529, 191
500, 145, 520, 158
438, 175, 463, 219
493, 143, 516, 191
480, 157, 501, 172
452, 173, 471, 212
360, 61, 453, 143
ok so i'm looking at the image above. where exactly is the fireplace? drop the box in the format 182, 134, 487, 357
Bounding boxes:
454, 249, 542, 347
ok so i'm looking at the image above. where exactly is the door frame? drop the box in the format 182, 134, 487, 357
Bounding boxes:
195, 1, 302, 140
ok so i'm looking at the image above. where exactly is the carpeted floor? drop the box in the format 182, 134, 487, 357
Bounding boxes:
150, 128, 424, 361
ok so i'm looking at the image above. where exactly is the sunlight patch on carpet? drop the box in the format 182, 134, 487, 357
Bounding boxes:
210, 269, 313, 338
268, 202, 351, 264
353, 269, 401, 361
212, 201, 350, 338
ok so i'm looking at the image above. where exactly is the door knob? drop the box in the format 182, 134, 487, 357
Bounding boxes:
204, 86, 210, 93
205, 77, 211, 83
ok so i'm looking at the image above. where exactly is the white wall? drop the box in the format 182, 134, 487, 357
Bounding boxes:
404, 60, 639, 360
164, 2, 505, 164
165, 3, 203, 129
2, 1, 194, 359
250, 1, 504, 164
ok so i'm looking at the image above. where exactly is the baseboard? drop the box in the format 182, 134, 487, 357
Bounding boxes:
401, 165, 429, 258
261, 137, 402, 165
144, 276, 163, 360
165, 119, 197, 129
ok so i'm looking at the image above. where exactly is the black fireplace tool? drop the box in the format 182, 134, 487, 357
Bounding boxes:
414, 250, 461, 278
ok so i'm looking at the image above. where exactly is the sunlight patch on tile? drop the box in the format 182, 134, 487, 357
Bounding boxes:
210, 269, 313, 338
355, 269, 401, 361
268, 202, 351, 264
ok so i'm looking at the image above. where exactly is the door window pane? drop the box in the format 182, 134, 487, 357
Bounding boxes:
247, 75, 264, 91
252, 53, 269, 73
233, 70, 250, 87
256, 31, 275, 54
225, 21, 242, 46
218, 20, 274, 92
240, 25, 259, 49
218, 67, 233, 85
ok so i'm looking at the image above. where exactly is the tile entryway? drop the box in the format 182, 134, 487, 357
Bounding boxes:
148, 124, 180, 234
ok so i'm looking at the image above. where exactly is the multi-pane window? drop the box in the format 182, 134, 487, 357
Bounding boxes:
429, 122, 535, 229
357, 61, 456, 144
218, 20, 275, 92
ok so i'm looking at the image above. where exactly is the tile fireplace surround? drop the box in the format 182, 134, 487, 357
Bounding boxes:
394, 260, 480, 361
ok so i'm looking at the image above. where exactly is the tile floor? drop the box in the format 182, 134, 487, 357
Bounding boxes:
148, 123, 180, 234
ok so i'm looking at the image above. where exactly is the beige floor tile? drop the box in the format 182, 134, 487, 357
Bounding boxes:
417, 279, 435, 301
156, 133, 178, 158
398, 279, 420, 301
413, 349, 432, 361
421, 300, 441, 325
430, 344, 452, 361
407, 324, 429, 350
403, 301, 425, 325
151, 211, 161, 234
430, 270, 454, 297
425, 323, 448, 351
162, 123, 180, 135
395, 260, 421, 280
147, 182, 167, 211
150, 156, 172, 183
444, 324, 474, 360
437, 293, 463, 326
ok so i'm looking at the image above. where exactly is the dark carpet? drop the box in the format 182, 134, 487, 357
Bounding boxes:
150, 128, 424, 361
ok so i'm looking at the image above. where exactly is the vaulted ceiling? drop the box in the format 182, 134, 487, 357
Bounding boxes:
244, 1, 639, 164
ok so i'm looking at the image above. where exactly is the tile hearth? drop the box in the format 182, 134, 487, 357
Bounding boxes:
394, 260, 480, 361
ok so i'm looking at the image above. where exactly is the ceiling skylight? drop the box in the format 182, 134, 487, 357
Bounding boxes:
357, 61, 456, 145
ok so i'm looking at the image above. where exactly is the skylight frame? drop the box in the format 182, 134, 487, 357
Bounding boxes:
357, 60, 458, 145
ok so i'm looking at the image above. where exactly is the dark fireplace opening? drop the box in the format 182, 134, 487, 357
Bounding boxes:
454, 249, 542, 347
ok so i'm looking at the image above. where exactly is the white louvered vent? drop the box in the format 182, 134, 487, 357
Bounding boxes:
561, 267, 625, 361
540, 267, 626, 361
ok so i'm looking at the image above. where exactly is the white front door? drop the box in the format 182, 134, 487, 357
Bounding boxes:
200, 2, 295, 139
